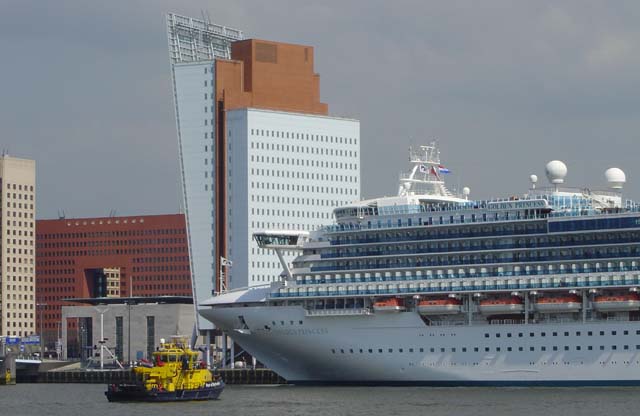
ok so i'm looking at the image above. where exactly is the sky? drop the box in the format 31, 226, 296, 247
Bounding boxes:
2, 0, 640, 219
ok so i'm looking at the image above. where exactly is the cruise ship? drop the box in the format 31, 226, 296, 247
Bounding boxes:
200, 143, 640, 386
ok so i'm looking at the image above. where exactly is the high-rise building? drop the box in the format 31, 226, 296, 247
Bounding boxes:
0, 155, 36, 338
167, 14, 361, 325
35, 213, 190, 350
227, 108, 359, 288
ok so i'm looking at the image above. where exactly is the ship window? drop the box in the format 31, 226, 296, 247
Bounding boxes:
624, 330, 629, 335
462, 348, 466, 352
409, 348, 414, 353
541, 332, 546, 337
576, 346, 581, 351
440, 348, 445, 353
553, 332, 558, 336
331, 349, 335, 354
507, 333, 512, 338
518, 347, 524, 351
564, 331, 569, 336
340, 349, 345, 354
420, 348, 424, 352
541, 346, 547, 351
624, 345, 629, 350
484, 333, 489, 338
588, 346, 593, 351
612, 345, 617, 350
553, 346, 558, 351
496, 333, 500, 338
612, 331, 617, 336
496, 347, 501, 352
474, 347, 479, 352
359, 349, 363, 353
299, 321, 303, 325
529, 332, 534, 337
637, 330, 640, 335
518, 333, 523, 338
588, 331, 593, 336
564, 346, 569, 351
636, 345, 640, 350
576, 331, 581, 336
451, 348, 455, 352
530, 347, 535, 351
368, 349, 373, 353
600, 331, 605, 336
600, 346, 605, 350
507, 347, 512, 352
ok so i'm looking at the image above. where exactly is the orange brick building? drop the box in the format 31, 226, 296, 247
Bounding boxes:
35, 214, 191, 349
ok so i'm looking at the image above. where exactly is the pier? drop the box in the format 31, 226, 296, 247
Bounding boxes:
35, 368, 285, 385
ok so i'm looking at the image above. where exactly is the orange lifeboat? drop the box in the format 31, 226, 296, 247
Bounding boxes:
417, 298, 463, 315
534, 294, 582, 313
478, 296, 524, 315
593, 293, 640, 312
373, 298, 406, 312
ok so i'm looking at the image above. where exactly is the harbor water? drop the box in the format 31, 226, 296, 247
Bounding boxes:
2, 384, 640, 416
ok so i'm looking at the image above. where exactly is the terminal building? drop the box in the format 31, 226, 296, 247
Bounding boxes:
167, 14, 361, 326
0, 155, 36, 338
35, 213, 191, 353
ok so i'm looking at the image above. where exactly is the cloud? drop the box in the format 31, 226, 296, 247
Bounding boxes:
2, 0, 640, 217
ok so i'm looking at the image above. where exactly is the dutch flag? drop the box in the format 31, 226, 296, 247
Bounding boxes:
438, 165, 451, 174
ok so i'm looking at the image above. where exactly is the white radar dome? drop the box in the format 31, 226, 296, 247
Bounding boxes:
545, 160, 568, 185
530, 174, 538, 184
605, 167, 626, 189
462, 187, 471, 196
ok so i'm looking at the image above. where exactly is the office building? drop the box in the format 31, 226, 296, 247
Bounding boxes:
35, 213, 190, 350
167, 14, 360, 325
0, 155, 36, 338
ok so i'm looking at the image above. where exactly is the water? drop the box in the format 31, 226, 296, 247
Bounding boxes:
1, 384, 639, 416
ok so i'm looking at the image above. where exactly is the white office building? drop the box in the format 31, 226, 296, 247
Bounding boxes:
226, 108, 360, 288
0, 155, 36, 337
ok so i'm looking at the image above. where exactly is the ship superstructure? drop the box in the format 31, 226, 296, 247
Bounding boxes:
200, 143, 640, 385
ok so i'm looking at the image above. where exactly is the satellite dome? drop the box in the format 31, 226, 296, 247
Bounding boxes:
530, 174, 538, 184
545, 160, 568, 185
462, 187, 471, 196
605, 167, 626, 189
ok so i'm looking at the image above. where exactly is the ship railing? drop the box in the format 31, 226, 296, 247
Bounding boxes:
270, 272, 640, 299
321, 202, 640, 235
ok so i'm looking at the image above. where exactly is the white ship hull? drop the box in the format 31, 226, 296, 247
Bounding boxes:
200, 304, 640, 385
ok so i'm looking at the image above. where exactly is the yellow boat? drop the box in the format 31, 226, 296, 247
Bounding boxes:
105, 336, 224, 402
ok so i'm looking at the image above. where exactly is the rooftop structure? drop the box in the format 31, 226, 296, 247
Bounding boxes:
166, 13, 243, 63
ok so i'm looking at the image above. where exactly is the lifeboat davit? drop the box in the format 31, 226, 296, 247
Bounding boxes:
478, 296, 524, 315
373, 298, 406, 312
417, 298, 463, 315
593, 293, 640, 312
534, 294, 582, 313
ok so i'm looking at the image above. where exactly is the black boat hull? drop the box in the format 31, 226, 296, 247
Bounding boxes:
105, 382, 224, 402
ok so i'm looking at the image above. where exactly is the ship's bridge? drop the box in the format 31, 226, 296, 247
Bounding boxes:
253, 230, 309, 249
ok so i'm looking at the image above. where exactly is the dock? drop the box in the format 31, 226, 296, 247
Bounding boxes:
35, 368, 286, 385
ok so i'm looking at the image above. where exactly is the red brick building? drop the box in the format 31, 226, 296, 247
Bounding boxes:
35, 214, 191, 349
